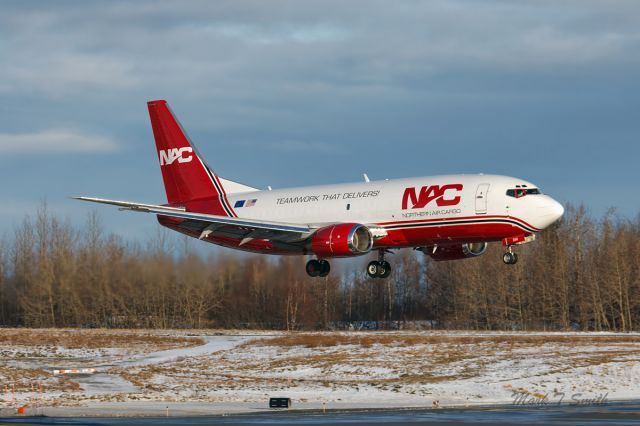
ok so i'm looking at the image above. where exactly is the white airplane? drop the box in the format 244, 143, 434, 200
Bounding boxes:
76, 100, 564, 278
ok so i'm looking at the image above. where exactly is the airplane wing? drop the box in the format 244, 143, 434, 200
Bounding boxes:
72, 197, 313, 243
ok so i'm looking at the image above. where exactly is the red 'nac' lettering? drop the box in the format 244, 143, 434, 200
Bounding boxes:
402, 184, 463, 209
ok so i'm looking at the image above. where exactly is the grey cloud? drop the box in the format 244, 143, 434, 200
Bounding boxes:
1, 0, 639, 100
0, 128, 119, 154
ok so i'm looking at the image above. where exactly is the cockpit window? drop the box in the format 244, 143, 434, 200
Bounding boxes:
506, 188, 542, 198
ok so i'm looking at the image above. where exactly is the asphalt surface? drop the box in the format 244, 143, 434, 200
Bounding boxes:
1, 401, 639, 426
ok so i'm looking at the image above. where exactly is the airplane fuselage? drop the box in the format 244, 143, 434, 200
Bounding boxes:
160, 173, 563, 256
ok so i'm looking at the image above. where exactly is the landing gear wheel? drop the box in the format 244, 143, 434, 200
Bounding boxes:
379, 261, 391, 278
367, 260, 392, 278
367, 249, 393, 278
307, 259, 330, 277
306, 259, 321, 277
367, 261, 380, 278
318, 260, 330, 277
502, 252, 518, 265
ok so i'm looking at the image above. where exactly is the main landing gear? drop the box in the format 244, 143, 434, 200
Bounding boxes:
367, 249, 392, 279
306, 249, 394, 279
306, 259, 330, 277
502, 247, 519, 265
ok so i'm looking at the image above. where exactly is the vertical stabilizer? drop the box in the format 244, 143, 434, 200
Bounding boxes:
147, 100, 236, 216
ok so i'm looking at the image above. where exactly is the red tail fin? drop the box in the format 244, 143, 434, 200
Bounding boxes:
147, 100, 235, 216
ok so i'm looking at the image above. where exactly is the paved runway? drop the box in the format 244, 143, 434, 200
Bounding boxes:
1, 401, 639, 425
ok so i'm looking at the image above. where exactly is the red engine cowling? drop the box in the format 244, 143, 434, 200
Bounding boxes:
423, 242, 488, 261
311, 223, 373, 258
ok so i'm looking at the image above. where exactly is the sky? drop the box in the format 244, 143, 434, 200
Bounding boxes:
0, 0, 639, 243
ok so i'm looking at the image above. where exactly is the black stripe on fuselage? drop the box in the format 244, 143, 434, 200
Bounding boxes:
383, 218, 537, 234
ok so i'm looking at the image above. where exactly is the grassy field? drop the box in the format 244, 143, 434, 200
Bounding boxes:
250, 333, 640, 347
0, 328, 204, 393
1, 329, 638, 410
0, 328, 205, 349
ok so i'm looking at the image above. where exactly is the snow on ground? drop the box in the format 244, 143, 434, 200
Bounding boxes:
111, 335, 252, 368
0, 330, 639, 416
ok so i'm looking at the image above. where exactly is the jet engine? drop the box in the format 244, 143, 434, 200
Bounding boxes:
422, 242, 488, 261
311, 223, 373, 258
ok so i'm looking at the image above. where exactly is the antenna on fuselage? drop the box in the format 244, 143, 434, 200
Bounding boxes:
363, 173, 370, 183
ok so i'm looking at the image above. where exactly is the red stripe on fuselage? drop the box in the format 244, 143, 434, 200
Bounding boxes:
373, 222, 530, 248
378, 215, 540, 232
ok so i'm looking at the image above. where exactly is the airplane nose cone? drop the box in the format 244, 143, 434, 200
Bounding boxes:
550, 199, 564, 222
535, 197, 564, 229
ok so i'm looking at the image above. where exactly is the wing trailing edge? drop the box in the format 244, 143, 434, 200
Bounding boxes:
72, 196, 312, 235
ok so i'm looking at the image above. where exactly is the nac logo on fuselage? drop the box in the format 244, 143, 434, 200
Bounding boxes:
159, 147, 193, 166
402, 184, 463, 209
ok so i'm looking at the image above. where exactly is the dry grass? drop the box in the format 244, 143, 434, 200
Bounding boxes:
0, 329, 204, 350
0, 366, 84, 393
252, 333, 640, 348
0, 365, 50, 381
114, 367, 165, 391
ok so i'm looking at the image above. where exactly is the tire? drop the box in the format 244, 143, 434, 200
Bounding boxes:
318, 260, 330, 277
379, 261, 391, 278
306, 259, 321, 277
367, 261, 380, 278
503, 252, 514, 265
512, 253, 519, 264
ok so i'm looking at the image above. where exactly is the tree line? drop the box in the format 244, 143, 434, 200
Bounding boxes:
0, 204, 638, 331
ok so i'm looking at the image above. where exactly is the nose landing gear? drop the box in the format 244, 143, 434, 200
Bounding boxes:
501, 234, 534, 265
502, 247, 518, 265
367, 249, 392, 278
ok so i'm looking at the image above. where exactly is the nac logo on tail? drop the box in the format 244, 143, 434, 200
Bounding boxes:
159, 147, 193, 166
402, 184, 463, 209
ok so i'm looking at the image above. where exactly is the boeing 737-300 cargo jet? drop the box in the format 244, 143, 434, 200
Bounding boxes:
75, 100, 564, 278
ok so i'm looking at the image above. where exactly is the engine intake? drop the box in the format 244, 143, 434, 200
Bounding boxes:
423, 242, 488, 261
311, 223, 373, 258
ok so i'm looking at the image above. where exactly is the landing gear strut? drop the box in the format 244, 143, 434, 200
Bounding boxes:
306, 259, 330, 277
502, 247, 518, 265
367, 249, 392, 279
